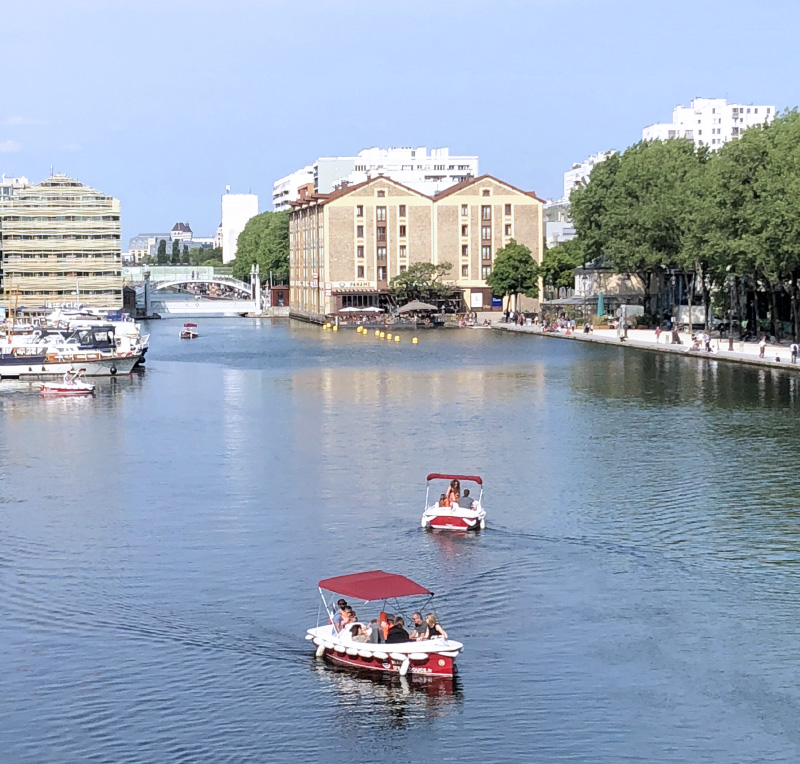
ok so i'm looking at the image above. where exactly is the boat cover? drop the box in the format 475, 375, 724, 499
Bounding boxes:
319, 570, 432, 600
426, 473, 482, 485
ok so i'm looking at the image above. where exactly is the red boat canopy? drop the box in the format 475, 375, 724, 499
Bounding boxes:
318, 570, 433, 600
426, 473, 483, 485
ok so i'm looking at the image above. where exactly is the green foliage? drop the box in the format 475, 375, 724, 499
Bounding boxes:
186, 247, 222, 266
156, 239, 168, 265
541, 238, 583, 289
171, 239, 180, 265
388, 261, 454, 304
231, 211, 289, 284
485, 240, 538, 299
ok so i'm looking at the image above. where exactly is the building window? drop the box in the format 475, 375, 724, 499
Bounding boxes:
461, 224, 468, 236
505, 224, 512, 236
357, 245, 364, 258
399, 205, 406, 217
482, 225, 491, 240
504, 204, 511, 216
378, 265, 387, 280
482, 265, 491, 279
482, 245, 491, 259
482, 189, 490, 197
461, 204, 468, 216
399, 225, 406, 237
357, 225, 364, 238
377, 246, 386, 260
357, 265, 364, 278
399, 265, 407, 273
399, 245, 407, 258
376, 206, 386, 221
377, 190, 385, 197
461, 244, 468, 257
356, 205, 363, 217
461, 264, 468, 277
377, 226, 386, 241
482, 205, 491, 220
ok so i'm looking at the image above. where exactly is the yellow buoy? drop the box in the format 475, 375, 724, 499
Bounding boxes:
357, 326, 362, 333
332, 325, 338, 332
379, 332, 385, 339
412, 337, 418, 344
374, 330, 380, 336
395, 335, 400, 342
387, 333, 393, 340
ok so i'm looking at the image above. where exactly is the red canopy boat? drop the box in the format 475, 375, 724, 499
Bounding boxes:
421, 473, 487, 530
306, 570, 462, 678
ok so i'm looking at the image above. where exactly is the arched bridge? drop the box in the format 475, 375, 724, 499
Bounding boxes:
154, 276, 253, 297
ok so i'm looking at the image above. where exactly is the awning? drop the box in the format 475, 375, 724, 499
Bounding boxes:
397, 300, 437, 313
426, 473, 483, 485
318, 570, 433, 600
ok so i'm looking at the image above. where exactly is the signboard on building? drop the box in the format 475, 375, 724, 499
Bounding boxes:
470, 292, 483, 308
325, 283, 332, 296
312, 272, 319, 288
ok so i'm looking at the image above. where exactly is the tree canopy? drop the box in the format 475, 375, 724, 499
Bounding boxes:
485, 240, 538, 306
388, 261, 454, 304
230, 211, 290, 284
540, 238, 584, 290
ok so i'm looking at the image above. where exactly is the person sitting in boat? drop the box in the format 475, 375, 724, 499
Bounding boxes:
424, 613, 448, 639
339, 606, 357, 631
351, 624, 368, 643
446, 479, 461, 506
457, 489, 476, 510
438, 493, 448, 508
366, 618, 383, 643
332, 599, 348, 630
409, 612, 427, 640
385, 615, 410, 643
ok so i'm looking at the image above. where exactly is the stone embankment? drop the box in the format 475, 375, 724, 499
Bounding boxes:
493, 323, 800, 371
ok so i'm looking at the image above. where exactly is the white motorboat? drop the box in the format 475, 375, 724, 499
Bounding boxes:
40, 369, 96, 396
420, 473, 487, 530
179, 323, 199, 339
306, 570, 463, 679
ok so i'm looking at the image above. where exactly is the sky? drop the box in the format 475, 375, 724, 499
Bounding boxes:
1, 0, 798, 245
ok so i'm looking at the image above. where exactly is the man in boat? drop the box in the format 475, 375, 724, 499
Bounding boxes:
409, 612, 427, 640
332, 599, 348, 630
385, 615, 410, 643
457, 489, 476, 510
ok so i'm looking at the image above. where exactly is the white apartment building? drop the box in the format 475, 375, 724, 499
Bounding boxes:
273, 147, 479, 210
643, 98, 775, 149
562, 151, 615, 201
221, 191, 258, 264
0, 174, 29, 200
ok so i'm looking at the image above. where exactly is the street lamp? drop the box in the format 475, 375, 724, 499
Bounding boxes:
726, 265, 735, 351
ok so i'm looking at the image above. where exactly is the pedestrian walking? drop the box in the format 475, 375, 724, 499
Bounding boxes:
759, 336, 767, 358
791, 342, 799, 364
655, 325, 662, 344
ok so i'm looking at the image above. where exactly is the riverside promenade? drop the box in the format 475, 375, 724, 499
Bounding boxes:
493, 322, 800, 371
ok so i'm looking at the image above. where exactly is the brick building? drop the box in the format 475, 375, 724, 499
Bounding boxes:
289, 174, 542, 320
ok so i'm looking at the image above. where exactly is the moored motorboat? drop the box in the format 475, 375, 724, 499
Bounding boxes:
179, 322, 199, 339
40, 369, 95, 396
420, 473, 487, 530
306, 570, 463, 679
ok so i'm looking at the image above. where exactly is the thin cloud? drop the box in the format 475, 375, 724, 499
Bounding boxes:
0, 139, 22, 153
2, 116, 44, 126
63, 142, 82, 152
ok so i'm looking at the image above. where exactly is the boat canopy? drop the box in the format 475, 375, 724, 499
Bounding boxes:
426, 473, 483, 485
319, 570, 432, 600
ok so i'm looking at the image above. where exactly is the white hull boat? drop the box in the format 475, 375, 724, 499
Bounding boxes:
41, 369, 95, 396
420, 473, 487, 531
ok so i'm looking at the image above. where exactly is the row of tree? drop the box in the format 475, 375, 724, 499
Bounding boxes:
141, 240, 223, 267
562, 109, 800, 338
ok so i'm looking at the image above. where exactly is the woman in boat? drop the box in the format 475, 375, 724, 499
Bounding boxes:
424, 613, 448, 639
446, 479, 460, 506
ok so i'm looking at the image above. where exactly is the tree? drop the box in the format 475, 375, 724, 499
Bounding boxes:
230, 211, 289, 284
156, 239, 168, 265
485, 240, 538, 310
540, 238, 584, 290
171, 239, 180, 265
388, 261, 454, 304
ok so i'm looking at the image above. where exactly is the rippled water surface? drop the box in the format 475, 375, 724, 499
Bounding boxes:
3, 319, 800, 762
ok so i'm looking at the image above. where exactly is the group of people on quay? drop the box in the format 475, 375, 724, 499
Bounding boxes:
332, 600, 448, 644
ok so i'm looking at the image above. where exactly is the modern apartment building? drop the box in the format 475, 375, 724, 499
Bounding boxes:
0, 174, 122, 310
274, 147, 479, 211
289, 174, 542, 320
221, 191, 258, 264
643, 98, 776, 149
0, 174, 29, 201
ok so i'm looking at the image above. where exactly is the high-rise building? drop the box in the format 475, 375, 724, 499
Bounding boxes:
289, 174, 542, 319
0, 174, 122, 310
0, 175, 29, 201
643, 98, 775, 149
221, 191, 258, 264
274, 147, 479, 211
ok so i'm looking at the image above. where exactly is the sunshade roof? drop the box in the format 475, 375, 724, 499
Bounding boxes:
426, 473, 483, 485
318, 570, 432, 600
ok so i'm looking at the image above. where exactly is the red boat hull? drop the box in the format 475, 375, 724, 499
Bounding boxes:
324, 648, 455, 678
428, 515, 475, 530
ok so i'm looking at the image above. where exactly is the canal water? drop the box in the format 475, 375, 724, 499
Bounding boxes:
2, 319, 800, 762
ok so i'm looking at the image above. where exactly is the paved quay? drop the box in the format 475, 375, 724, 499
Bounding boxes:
492, 322, 800, 371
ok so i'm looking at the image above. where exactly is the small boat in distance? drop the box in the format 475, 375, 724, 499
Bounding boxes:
306, 570, 463, 678
421, 473, 487, 530
179, 323, 199, 339
40, 369, 96, 397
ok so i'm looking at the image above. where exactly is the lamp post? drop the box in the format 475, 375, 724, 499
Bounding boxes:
727, 265, 735, 351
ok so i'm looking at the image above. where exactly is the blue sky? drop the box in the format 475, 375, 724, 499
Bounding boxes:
1, 0, 797, 244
